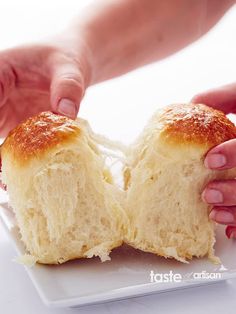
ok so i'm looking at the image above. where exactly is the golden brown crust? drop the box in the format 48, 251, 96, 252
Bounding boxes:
159, 104, 236, 146
1, 111, 80, 164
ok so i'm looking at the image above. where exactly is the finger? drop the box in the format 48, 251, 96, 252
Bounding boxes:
204, 139, 236, 170
225, 225, 236, 239
0, 62, 17, 108
192, 82, 236, 114
209, 207, 236, 225
202, 179, 236, 206
50, 60, 85, 119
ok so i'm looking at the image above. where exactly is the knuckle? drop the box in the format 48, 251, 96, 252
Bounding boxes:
62, 76, 83, 88
56, 73, 84, 91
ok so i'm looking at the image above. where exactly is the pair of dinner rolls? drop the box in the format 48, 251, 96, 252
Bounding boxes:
1, 104, 236, 264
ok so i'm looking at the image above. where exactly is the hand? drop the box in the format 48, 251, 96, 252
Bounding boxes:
193, 83, 236, 239
0, 39, 91, 137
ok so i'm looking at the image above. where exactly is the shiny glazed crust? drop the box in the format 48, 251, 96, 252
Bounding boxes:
1, 112, 80, 165
159, 104, 236, 146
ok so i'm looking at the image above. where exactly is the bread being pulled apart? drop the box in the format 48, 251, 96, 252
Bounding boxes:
1, 103, 236, 265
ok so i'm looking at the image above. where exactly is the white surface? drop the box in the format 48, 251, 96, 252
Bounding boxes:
1, 201, 236, 308
0, 1, 236, 313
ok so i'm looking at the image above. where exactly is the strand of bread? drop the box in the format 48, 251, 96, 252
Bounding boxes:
1, 103, 236, 264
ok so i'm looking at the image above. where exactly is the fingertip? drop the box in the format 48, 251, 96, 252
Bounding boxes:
50, 70, 84, 120
204, 153, 227, 169
54, 98, 79, 120
205, 139, 236, 170
209, 209, 217, 221
225, 226, 236, 239
202, 188, 223, 204
209, 208, 234, 225
191, 94, 204, 104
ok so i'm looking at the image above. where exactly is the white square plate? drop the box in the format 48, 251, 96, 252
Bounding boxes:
1, 201, 236, 308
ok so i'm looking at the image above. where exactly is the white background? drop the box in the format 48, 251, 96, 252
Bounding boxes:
0, 1, 236, 313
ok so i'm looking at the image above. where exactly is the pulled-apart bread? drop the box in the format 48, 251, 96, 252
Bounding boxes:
1, 112, 128, 264
1, 104, 236, 264
124, 104, 236, 263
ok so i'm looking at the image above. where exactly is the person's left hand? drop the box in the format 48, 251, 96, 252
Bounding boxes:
192, 82, 236, 239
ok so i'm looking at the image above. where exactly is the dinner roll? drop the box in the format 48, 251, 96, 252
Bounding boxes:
124, 104, 236, 263
1, 112, 128, 264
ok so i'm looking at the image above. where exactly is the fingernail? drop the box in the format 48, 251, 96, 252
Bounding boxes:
57, 98, 76, 119
202, 189, 223, 204
204, 153, 226, 169
209, 209, 234, 224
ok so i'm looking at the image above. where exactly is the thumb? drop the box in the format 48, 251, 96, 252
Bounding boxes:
50, 60, 85, 119
192, 82, 236, 114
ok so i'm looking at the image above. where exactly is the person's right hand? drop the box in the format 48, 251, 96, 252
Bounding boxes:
0, 41, 91, 137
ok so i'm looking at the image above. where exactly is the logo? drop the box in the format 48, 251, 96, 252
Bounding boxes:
150, 270, 222, 283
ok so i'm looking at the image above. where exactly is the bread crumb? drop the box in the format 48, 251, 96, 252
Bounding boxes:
14, 254, 38, 267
